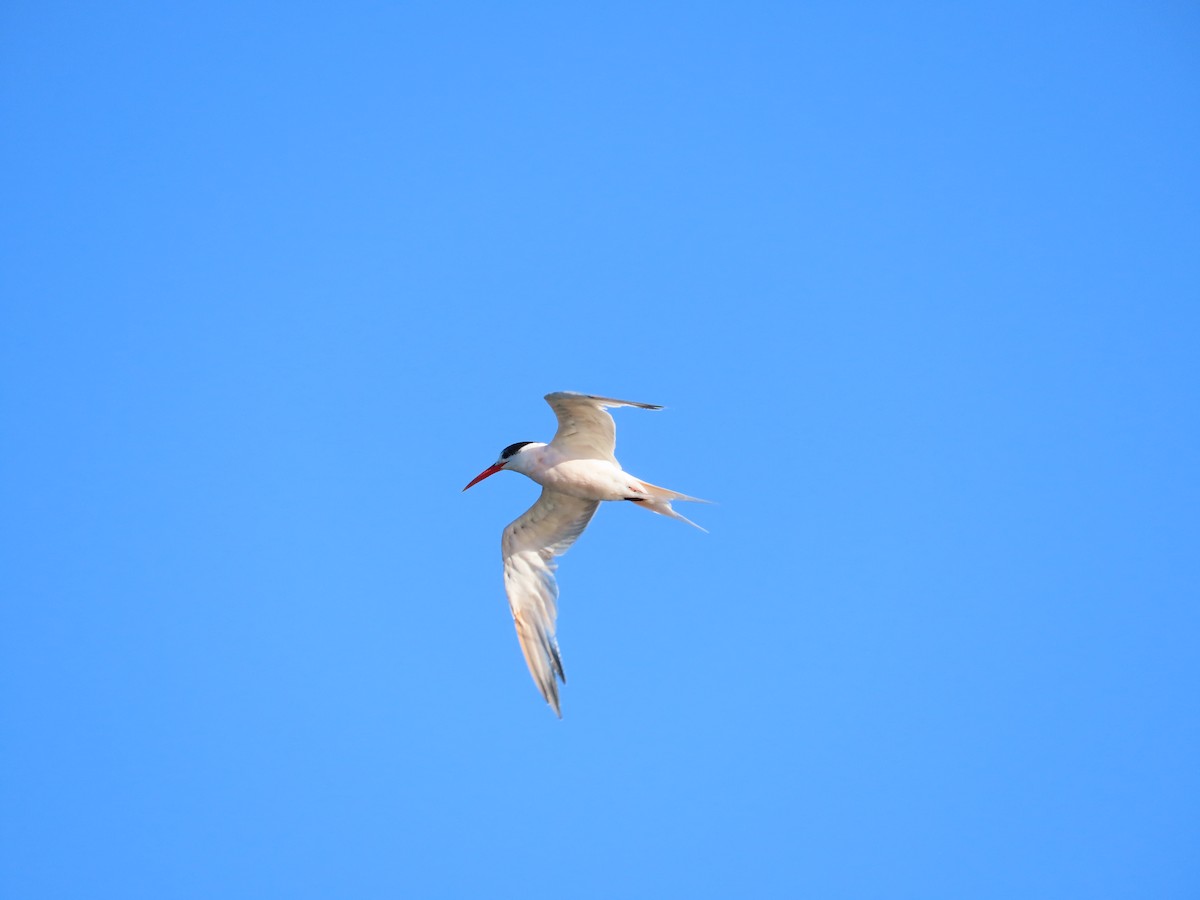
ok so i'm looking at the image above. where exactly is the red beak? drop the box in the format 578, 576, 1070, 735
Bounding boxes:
462, 463, 504, 491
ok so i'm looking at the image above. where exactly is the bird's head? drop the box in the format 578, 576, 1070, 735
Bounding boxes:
462, 441, 537, 491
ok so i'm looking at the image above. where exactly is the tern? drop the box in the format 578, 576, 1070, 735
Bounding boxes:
463, 391, 707, 716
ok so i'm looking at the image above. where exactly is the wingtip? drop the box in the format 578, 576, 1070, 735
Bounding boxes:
546, 391, 664, 411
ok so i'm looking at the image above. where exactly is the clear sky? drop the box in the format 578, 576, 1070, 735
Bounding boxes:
2, 3, 1198, 898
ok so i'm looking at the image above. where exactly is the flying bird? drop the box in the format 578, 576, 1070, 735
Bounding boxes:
463, 391, 707, 716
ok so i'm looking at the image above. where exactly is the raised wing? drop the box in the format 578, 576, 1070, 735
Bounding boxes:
544, 391, 662, 462
502, 488, 600, 716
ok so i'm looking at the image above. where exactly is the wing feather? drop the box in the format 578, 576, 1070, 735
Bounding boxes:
502, 488, 600, 716
544, 391, 662, 462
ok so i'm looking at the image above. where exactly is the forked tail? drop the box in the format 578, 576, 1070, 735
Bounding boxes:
630, 479, 710, 532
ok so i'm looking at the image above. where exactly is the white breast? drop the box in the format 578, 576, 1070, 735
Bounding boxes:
527, 449, 638, 501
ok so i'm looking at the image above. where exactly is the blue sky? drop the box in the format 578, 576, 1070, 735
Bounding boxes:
2, 3, 1198, 897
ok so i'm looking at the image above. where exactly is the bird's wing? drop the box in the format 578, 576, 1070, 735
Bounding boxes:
502, 488, 600, 716
544, 391, 662, 462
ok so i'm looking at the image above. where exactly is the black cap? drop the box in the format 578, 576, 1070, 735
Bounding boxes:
500, 441, 533, 460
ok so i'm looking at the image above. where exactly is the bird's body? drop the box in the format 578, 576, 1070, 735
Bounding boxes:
502, 443, 663, 501
463, 391, 706, 716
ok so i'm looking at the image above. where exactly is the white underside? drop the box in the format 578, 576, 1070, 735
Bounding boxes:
533, 457, 645, 501
501, 444, 641, 501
